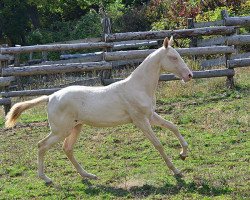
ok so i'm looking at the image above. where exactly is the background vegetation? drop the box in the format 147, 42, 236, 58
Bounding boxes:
0, 0, 249, 46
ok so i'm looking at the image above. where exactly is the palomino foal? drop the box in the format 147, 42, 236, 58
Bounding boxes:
6, 37, 193, 183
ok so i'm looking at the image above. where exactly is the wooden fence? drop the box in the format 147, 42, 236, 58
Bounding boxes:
0, 10, 250, 115
188, 10, 250, 69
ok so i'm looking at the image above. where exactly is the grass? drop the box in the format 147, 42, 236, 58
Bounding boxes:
0, 68, 249, 199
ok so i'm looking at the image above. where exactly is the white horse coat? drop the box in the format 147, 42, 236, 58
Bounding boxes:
6, 37, 193, 183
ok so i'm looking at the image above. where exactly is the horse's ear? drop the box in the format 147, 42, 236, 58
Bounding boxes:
169, 36, 174, 46
163, 37, 169, 48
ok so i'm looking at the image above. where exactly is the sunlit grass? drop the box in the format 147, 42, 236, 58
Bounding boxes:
0, 67, 249, 199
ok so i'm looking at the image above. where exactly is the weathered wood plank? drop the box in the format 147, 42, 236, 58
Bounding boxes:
105, 26, 236, 42
0, 54, 14, 61
62, 77, 100, 87
197, 36, 226, 47
1, 88, 60, 98
111, 59, 144, 67
227, 35, 250, 45
228, 58, 250, 68
105, 49, 155, 61
177, 46, 235, 56
0, 76, 15, 87
225, 16, 250, 27
194, 20, 224, 28
113, 40, 158, 50
1, 77, 102, 98
201, 57, 226, 68
105, 46, 235, 61
201, 52, 250, 68
103, 69, 235, 84
0, 98, 11, 105
0, 42, 112, 54
60, 52, 103, 62
198, 35, 250, 46
160, 69, 235, 81
2, 61, 112, 76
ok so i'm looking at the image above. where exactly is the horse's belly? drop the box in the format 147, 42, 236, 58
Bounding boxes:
77, 101, 132, 127
81, 112, 132, 127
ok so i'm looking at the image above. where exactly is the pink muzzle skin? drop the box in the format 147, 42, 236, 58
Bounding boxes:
182, 71, 193, 82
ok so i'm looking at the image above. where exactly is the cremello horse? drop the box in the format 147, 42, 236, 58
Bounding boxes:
6, 37, 193, 184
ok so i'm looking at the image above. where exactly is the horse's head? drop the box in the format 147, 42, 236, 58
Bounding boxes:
159, 36, 193, 82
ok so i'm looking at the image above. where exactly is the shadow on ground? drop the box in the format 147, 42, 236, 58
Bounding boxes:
80, 177, 231, 198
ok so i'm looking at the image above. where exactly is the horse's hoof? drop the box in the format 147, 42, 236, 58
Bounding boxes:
179, 154, 187, 160
174, 172, 184, 179
84, 173, 99, 180
45, 180, 53, 186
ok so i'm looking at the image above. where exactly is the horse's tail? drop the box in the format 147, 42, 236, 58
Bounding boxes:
5, 95, 49, 128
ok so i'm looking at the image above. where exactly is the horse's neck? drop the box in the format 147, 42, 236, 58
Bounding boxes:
127, 51, 161, 97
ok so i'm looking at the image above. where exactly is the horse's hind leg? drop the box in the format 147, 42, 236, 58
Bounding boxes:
63, 124, 98, 180
38, 132, 64, 183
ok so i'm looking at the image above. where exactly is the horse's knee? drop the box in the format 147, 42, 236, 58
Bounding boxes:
63, 141, 73, 155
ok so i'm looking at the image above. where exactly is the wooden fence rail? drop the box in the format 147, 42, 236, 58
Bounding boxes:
104, 46, 235, 61
200, 52, 250, 68
227, 35, 250, 45
0, 98, 11, 105
198, 35, 250, 47
103, 69, 235, 85
1, 88, 59, 98
105, 26, 236, 42
2, 61, 111, 76
1, 69, 235, 98
194, 16, 250, 28
0, 42, 112, 54
228, 58, 250, 68
225, 16, 250, 26
0, 10, 249, 114
0, 76, 15, 87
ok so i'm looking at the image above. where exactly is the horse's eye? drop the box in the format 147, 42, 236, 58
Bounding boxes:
170, 56, 178, 61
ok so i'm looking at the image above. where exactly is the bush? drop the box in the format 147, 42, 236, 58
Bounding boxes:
26, 10, 102, 45
70, 10, 102, 39
113, 6, 151, 32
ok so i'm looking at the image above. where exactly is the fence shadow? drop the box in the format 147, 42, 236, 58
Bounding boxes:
81, 177, 231, 198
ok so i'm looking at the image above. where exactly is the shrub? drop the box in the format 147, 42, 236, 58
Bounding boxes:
70, 10, 102, 39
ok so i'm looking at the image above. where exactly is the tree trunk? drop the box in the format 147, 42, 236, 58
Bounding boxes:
27, 5, 40, 29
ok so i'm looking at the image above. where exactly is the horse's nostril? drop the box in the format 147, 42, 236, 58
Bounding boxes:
188, 74, 193, 78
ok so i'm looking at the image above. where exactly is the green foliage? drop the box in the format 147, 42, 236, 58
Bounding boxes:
26, 29, 54, 44
0, 0, 250, 45
26, 10, 102, 44
196, 6, 230, 22
70, 10, 102, 39
0, 0, 30, 44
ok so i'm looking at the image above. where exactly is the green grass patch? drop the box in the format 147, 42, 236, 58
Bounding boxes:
0, 68, 249, 199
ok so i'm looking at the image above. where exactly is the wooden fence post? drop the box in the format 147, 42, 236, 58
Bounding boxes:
187, 18, 198, 47
42, 51, 48, 61
187, 18, 198, 65
0, 44, 11, 114
14, 45, 21, 67
222, 10, 235, 89
100, 10, 112, 85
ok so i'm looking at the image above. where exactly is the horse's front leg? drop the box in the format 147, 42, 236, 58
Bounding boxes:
150, 112, 188, 160
132, 115, 182, 177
